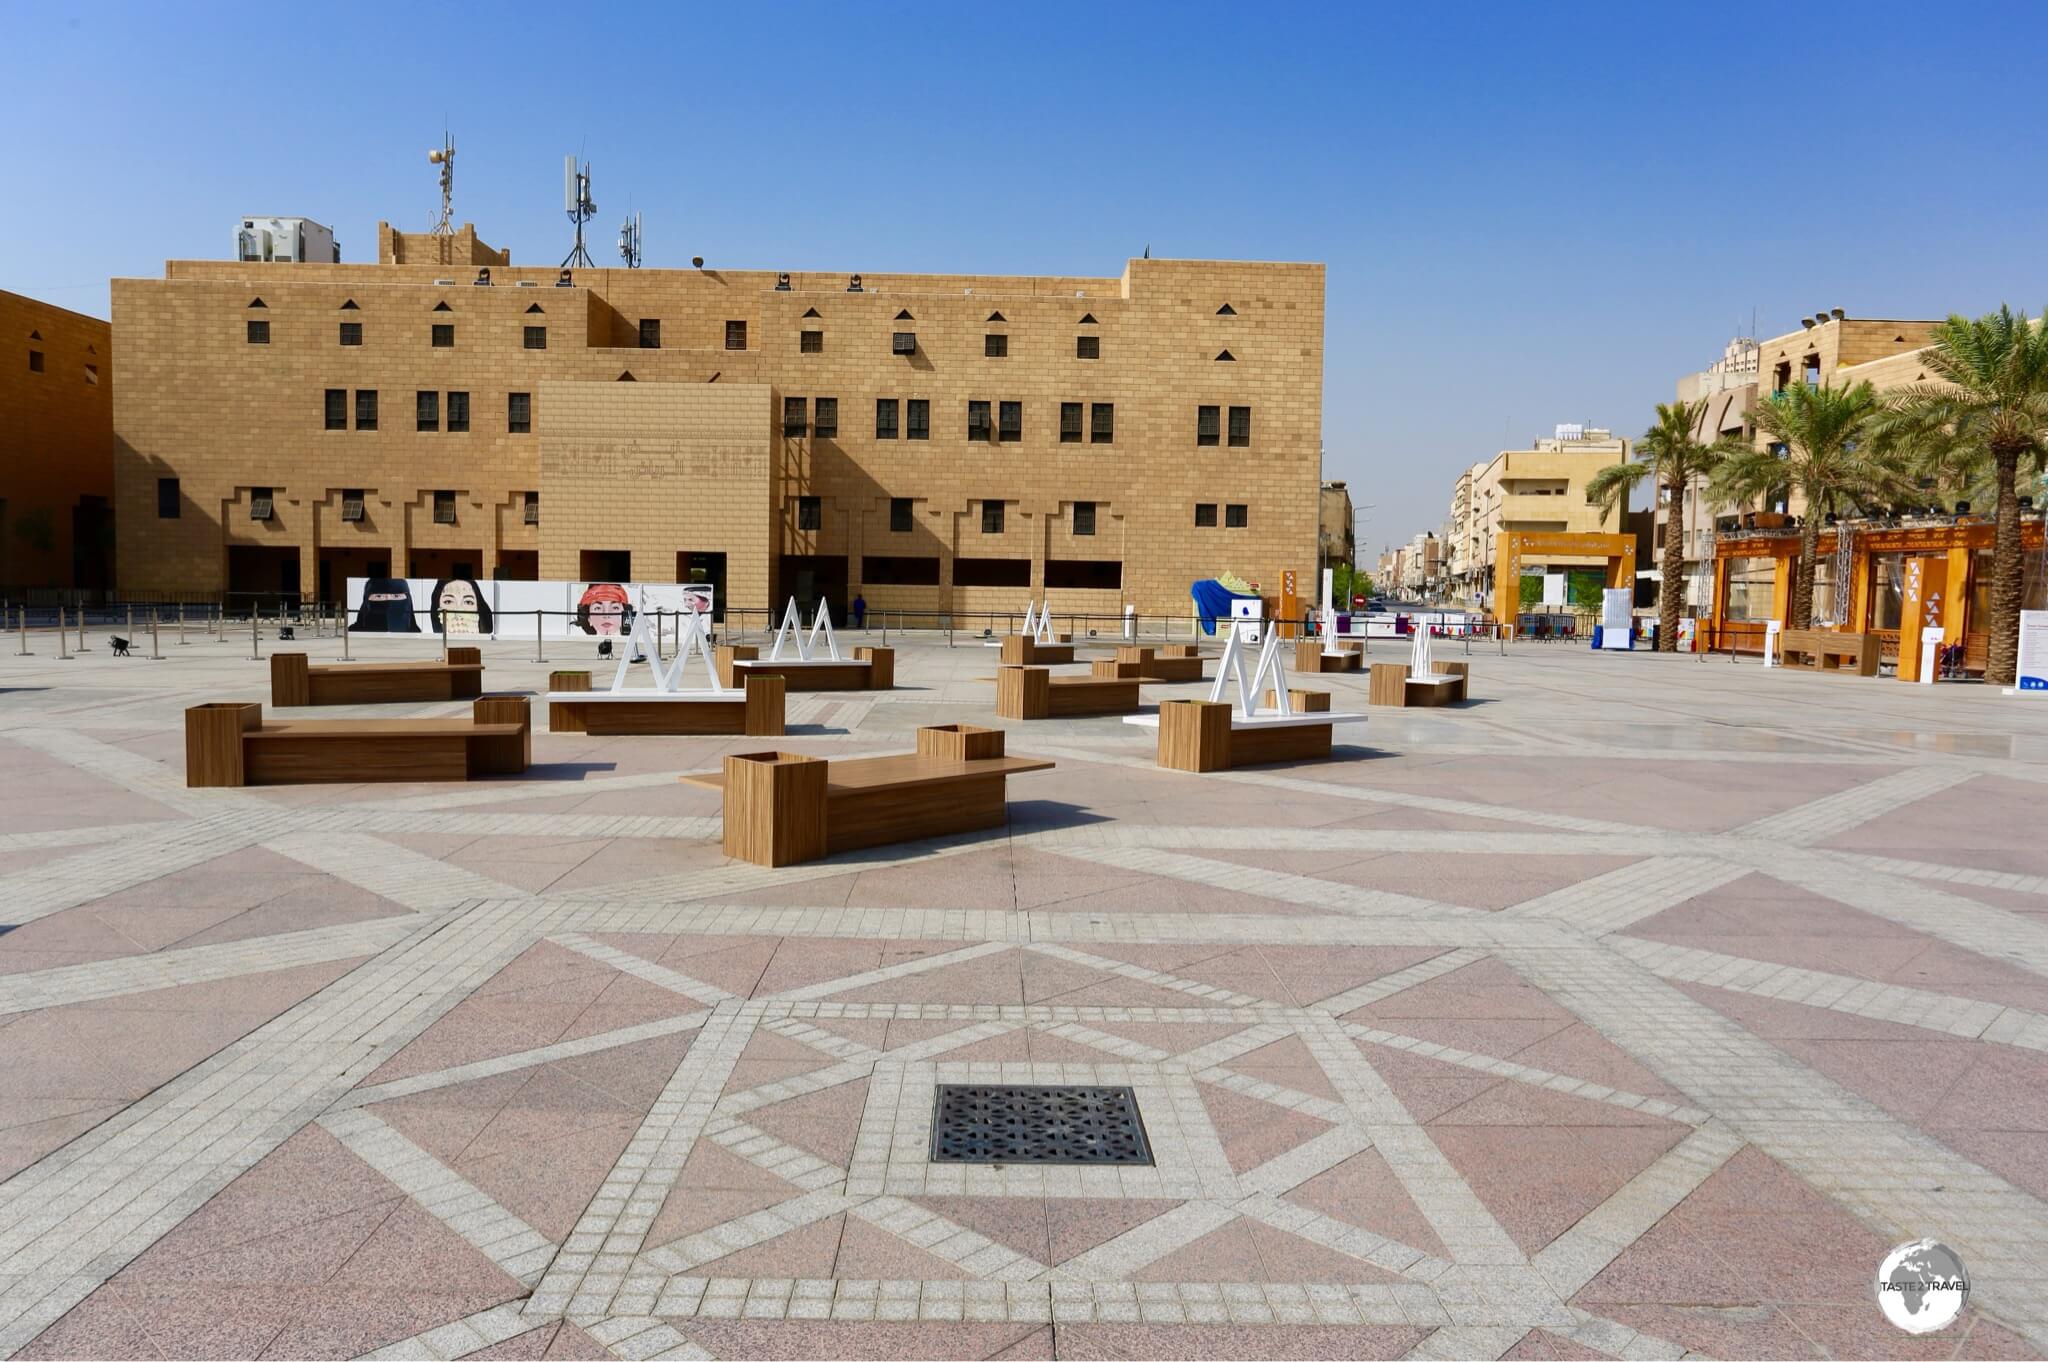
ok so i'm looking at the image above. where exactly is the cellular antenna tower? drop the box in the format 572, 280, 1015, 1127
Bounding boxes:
427, 133, 455, 237
562, 156, 596, 269
618, 210, 643, 269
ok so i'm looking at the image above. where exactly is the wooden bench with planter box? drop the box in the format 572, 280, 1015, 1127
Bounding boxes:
1778, 629, 1880, 676
997, 665, 1142, 719
1295, 639, 1365, 674
999, 635, 1076, 666
1126, 692, 1364, 771
1369, 660, 1469, 707
185, 696, 530, 787
545, 669, 786, 736
1089, 645, 1206, 683
716, 645, 893, 692
270, 648, 484, 706
680, 724, 1054, 867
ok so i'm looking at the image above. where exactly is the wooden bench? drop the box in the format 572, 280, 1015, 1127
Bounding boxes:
1089, 645, 1206, 683
546, 670, 786, 736
997, 665, 1141, 719
270, 648, 484, 705
1778, 629, 1880, 676
680, 724, 1054, 866
1369, 661, 1469, 707
1127, 695, 1364, 772
716, 645, 894, 691
999, 635, 1076, 666
1295, 638, 1364, 674
185, 696, 530, 787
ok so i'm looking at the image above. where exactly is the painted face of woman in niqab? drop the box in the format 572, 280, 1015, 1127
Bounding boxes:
352, 577, 420, 633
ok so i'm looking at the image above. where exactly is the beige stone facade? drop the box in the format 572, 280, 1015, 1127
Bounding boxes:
1317, 480, 1355, 573
2, 290, 114, 592
111, 249, 1324, 616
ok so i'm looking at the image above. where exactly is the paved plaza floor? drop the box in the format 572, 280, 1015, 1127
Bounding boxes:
1, 627, 2045, 1359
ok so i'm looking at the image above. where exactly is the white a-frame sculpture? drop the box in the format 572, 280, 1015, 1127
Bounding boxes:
768, 597, 841, 663
1408, 624, 1434, 680
1026, 600, 1056, 645
607, 609, 727, 695
1209, 624, 1294, 718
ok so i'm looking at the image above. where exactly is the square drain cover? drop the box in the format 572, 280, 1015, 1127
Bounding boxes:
930, 1084, 1153, 1165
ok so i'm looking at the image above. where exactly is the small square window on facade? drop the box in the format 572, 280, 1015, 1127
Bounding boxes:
447, 391, 469, 432
800, 329, 823, 354
797, 495, 821, 531
814, 397, 838, 438
1090, 403, 1114, 444
524, 491, 540, 524
355, 389, 379, 431
157, 477, 180, 519
968, 400, 991, 441
28, 349, 44, 372
985, 333, 1008, 358
1060, 402, 1082, 443
890, 497, 914, 532
433, 323, 454, 348
1226, 502, 1248, 527
324, 388, 348, 431
1075, 335, 1099, 360
1195, 502, 1218, 527
999, 401, 1021, 442
341, 489, 365, 522
434, 490, 457, 525
416, 390, 440, 432
522, 326, 547, 350
876, 398, 899, 439
508, 391, 532, 433
907, 399, 929, 440
981, 500, 1004, 534
1073, 500, 1096, 535
1229, 406, 1251, 447
339, 321, 362, 346
638, 318, 661, 349
725, 320, 747, 350
250, 487, 273, 521
784, 396, 808, 437
892, 331, 918, 355
247, 319, 270, 344
1197, 405, 1220, 446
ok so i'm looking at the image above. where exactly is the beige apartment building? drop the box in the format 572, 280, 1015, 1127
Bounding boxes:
2, 291, 115, 592
1445, 426, 1630, 607
111, 221, 1325, 617
1318, 480, 1356, 575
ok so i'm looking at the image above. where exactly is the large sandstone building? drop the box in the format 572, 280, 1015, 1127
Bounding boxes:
111, 223, 1325, 617
3, 290, 114, 592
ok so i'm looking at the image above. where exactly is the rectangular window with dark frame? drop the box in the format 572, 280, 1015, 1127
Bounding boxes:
985, 333, 1008, 358
432, 323, 454, 348
1073, 501, 1097, 536
157, 477, 180, 519
416, 390, 440, 432
355, 389, 378, 431
999, 401, 1022, 442
797, 495, 821, 531
1060, 402, 1082, 443
890, 497, 914, 532
1225, 502, 1248, 527
875, 398, 899, 439
250, 487, 273, 521
523, 491, 540, 525
814, 397, 838, 438
324, 388, 348, 431
1075, 334, 1099, 360
981, 500, 1005, 534
339, 321, 362, 347
1195, 502, 1218, 527
784, 396, 808, 437
1228, 406, 1251, 447
638, 318, 661, 349
434, 490, 456, 525
1091, 402, 1114, 444
800, 329, 823, 354
523, 325, 546, 350
507, 392, 532, 433
907, 399, 929, 440
28, 349, 44, 372
447, 390, 469, 432
247, 319, 269, 344
968, 400, 991, 441
342, 488, 365, 522
725, 320, 747, 350
1197, 405, 1220, 446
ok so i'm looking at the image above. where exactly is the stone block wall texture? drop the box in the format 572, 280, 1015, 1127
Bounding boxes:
1, 290, 114, 589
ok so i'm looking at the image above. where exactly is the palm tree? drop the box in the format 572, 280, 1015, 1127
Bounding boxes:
1710, 380, 1887, 631
1585, 400, 1735, 651
1879, 308, 2048, 685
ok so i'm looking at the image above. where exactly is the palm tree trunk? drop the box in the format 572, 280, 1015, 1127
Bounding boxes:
1658, 470, 1684, 651
1986, 448, 2023, 686
1791, 516, 1818, 630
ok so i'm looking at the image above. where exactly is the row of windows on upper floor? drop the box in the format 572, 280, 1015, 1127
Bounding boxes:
794, 496, 1248, 534
157, 479, 538, 526
23, 347, 101, 384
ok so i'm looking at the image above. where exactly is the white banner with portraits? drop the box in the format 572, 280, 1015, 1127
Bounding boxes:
348, 577, 715, 642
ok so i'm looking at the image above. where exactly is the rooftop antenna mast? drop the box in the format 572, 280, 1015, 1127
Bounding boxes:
562, 155, 596, 269
618, 209, 643, 269
426, 132, 455, 265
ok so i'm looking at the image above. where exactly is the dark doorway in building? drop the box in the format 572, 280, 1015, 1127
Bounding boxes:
409, 549, 479, 582
495, 550, 539, 581
777, 554, 848, 622
319, 547, 391, 604
72, 495, 112, 591
228, 545, 301, 608
580, 549, 632, 581
677, 551, 729, 620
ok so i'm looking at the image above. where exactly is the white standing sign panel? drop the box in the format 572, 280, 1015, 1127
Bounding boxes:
2011, 609, 2048, 695
1600, 588, 1633, 650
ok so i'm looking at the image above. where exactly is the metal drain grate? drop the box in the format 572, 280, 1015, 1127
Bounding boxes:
930, 1084, 1153, 1165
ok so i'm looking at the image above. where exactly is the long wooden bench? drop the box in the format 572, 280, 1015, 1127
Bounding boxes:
1126, 693, 1364, 772
186, 696, 530, 787
1295, 638, 1364, 674
1778, 629, 1880, 676
680, 724, 1054, 866
997, 665, 1141, 719
999, 635, 1076, 666
1369, 661, 1469, 707
270, 648, 484, 705
1089, 645, 1206, 683
545, 670, 786, 736
716, 645, 894, 691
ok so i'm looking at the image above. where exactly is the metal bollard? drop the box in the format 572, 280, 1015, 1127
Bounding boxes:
58, 606, 71, 660
151, 615, 161, 660
250, 609, 260, 661
76, 605, 88, 652
534, 610, 545, 664
16, 605, 27, 656
341, 608, 351, 660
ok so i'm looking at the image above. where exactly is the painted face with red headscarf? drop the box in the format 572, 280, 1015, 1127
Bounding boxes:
576, 583, 633, 636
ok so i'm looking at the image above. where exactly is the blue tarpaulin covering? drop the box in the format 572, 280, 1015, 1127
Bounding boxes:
1190, 579, 1257, 635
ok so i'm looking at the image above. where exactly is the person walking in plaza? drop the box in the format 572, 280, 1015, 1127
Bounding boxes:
852, 592, 867, 630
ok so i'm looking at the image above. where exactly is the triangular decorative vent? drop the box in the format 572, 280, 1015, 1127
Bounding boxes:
1078, 313, 1097, 324
987, 311, 1006, 322
432, 301, 452, 312
802, 306, 821, 318
525, 302, 545, 314
340, 299, 359, 310
895, 309, 914, 320
28, 329, 40, 340
247, 298, 266, 309
1215, 349, 1236, 362
617, 370, 636, 382
1216, 303, 1236, 315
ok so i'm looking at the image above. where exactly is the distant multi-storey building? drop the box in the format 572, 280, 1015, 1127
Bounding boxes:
1318, 480, 1356, 576
1441, 426, 1630, 609
2, 290, 114, 594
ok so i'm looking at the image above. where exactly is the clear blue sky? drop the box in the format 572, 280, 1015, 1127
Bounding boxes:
10, 1, 2047, 551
